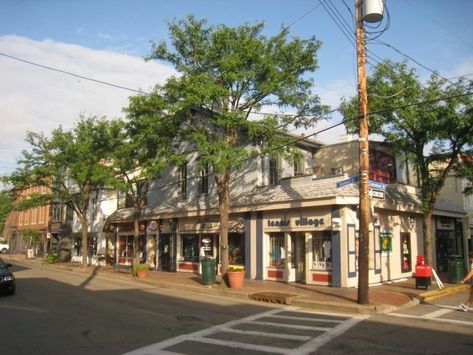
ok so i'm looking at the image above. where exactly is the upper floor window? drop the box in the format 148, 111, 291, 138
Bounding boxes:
180, 162, 188, 199
269, 156, 280, 185
117, 190, 133, 209
52, 204, 62, 222
199, 162, 209, 195
294, 158, 304, 176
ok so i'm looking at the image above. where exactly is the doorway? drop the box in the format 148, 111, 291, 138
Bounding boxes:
158, 234, 172, 271
291, 232, 306, 282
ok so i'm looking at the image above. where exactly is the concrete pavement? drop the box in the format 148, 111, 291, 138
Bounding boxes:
4, 254, 469, 315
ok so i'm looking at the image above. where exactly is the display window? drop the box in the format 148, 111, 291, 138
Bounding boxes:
181, 234, 216, 262
269, 233, 285, 267
228, 233, 245, 265
400, 232, 411, 273
313, 230, 332, 270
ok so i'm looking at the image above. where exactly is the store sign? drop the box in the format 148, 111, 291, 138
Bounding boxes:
437, 218, 454, 230
148, 221, 158, 231
266, 217, 325, 229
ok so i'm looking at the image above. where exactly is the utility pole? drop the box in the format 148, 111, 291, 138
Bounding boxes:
355, 0, 370, 305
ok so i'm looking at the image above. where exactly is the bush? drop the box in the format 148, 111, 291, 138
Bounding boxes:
46, 252, 57, 264
132, 263, 150, 273
228, 265, 244, 272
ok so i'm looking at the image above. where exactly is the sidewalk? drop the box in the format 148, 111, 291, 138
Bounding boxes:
5, 255, 469, 315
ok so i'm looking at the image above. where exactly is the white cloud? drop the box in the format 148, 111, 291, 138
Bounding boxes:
0, 35, 176, 177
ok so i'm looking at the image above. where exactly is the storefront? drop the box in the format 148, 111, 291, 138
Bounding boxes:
146, 219, 177, 271
262, 207, 335, 285
115, 222, 147, 266
175, 218, 245, 274
435, 216, 464, 273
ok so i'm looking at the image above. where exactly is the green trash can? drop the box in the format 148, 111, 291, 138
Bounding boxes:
448, 255, 464, 283
201, 258, 216, 285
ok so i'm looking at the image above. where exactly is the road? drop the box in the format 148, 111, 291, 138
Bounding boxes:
1, 260, 472, 354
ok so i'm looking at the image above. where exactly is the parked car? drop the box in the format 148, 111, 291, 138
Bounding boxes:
0, 258, 15, 295
0, 239, 9, 254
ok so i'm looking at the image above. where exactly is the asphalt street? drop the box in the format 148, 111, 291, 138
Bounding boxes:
1, 260, 472, 355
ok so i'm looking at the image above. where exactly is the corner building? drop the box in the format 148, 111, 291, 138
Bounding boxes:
105, 138, 468, 287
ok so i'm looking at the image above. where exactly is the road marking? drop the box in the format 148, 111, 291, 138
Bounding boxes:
422, 308, 452, 319
123, 307, 368, 355
390, 307, 473, 327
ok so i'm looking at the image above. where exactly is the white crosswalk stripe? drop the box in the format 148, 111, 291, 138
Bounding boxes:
390, 306, 473, 327
123, 307, 369, 355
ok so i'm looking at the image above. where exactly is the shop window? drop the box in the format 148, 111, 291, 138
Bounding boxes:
119, 235, 134, 258
313, 231, 332, 270
181, 235, 199, 262
269, 233, 285, 267
401, 232, 412, 273
229, 233, 245, 265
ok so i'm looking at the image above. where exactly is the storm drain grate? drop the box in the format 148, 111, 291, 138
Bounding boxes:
249, 291, 299, 305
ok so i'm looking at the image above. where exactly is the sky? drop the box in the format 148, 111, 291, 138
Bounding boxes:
0, 0, 472, 181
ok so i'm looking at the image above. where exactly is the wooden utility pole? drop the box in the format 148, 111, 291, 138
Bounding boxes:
356, 0, 370, 305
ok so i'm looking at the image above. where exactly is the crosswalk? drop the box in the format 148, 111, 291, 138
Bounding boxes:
124, 307, 369, 355
390, 304, 473, 326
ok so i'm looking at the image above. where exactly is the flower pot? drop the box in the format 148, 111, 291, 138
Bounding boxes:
227, 270, 244, 288
135, 269, 149, 279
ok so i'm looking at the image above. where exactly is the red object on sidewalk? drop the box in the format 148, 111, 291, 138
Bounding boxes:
415, 265, 432, 277
415, 262, 432, 289
416, 255, 425, 266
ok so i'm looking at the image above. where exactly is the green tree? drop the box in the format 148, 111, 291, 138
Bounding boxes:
340, 61, 473, 265
146, 16, 327, 277
111, 93, 179, 264
0, 190, 13, 236
7, 116, 119, 266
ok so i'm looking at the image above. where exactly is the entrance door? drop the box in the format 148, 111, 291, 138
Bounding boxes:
158, 234, 171, 271
291, 233, 306, 282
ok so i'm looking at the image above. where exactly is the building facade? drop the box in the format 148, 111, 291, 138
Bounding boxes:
104, 138, 467, 287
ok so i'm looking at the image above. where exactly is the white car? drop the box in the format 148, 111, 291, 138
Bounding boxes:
0, 240, 9, 254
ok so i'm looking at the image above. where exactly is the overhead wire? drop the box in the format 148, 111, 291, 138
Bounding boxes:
0, 52, 151, 95
92, 88, 473, 205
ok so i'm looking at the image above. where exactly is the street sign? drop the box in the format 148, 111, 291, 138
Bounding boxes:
369, 189, 385, 199
369, 180, 386, 190
336, 176, 359, 188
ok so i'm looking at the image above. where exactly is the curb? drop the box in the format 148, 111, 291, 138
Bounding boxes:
418, 284, 470, 302
4, 256, 436, 315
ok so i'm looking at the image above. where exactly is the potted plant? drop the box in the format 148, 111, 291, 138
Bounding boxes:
226, 265, 245, 288
133, 263, 151, 279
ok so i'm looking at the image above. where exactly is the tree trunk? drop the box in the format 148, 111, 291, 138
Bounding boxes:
423, 209, 434, 265
80, 213, 89, 268
133, 202, 141, 265
215, 169, 230, 278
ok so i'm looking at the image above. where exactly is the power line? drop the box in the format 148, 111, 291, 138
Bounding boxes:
282, 2, 323, 32
0, 52, 151, 95
404, 0, 473, 52
93, 88, 473, 205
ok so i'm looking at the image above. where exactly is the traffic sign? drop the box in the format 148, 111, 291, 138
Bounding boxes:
336, 176, 359, 188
